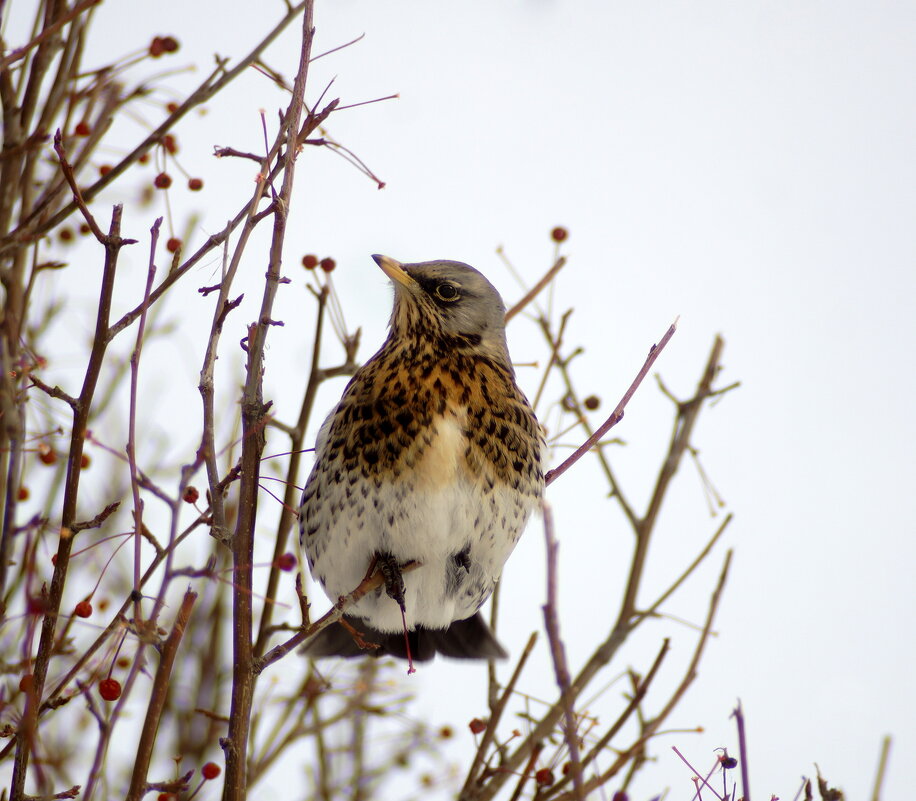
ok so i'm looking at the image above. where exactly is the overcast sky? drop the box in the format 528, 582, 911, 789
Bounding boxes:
24, 1, 916, 798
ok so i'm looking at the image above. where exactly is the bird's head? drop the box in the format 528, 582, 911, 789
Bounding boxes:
373, 254, 511, 362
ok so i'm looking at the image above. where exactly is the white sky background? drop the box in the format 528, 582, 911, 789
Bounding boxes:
11, 0, 916, 798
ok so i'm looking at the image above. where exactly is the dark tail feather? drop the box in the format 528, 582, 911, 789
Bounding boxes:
302, 612, 507, 662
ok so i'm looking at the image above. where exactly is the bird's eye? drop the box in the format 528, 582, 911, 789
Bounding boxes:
434, 282, 460, 302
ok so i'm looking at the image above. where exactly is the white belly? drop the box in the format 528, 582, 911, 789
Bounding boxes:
302, 417, 534, 632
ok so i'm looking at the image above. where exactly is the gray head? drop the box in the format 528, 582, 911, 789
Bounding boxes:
372, 254, 510, 362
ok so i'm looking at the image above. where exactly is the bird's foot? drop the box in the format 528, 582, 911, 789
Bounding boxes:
374, 551, 407, 613
369, 551, 416, 674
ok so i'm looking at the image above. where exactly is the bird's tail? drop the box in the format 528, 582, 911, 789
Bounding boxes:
302, 612, 507, 662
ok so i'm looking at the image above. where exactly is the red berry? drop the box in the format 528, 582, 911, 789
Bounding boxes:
19, 674, 34, 693
166, 102, 179, 114
17, 486, 29, 501
139, 153, 150, 165
583, 395, 600, 410
99, 164, 112, 176
277, 552, 297, 572
80, 453, 91, 469
98, 678, 122, 701
611, 792, 629, 801
117, 656, 130, 668
188, 177, 203, 191
74, 120, 91, 137
535, 768, 554, 787
302, 254, 319, 270
74, 600, 93, 618
154, 172, 172, 189
79, 223, 91, 235
166, 237, 181, 253
162, 134, 178, 154
157, 794, 173, 801
148, 36, 177, 57
183, 486, 200, 504
319, 257, 336, 273
439, 725, 453, 739
58, 227, 74, 242
468, 718, 487, 735
201, 762, 221, 780
38, 445, 56, 465
551, 226, 568, 242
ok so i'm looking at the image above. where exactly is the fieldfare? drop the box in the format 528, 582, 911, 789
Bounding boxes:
299, 255, 544, 661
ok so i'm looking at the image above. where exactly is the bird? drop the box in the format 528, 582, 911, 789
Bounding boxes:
298, 254, 544, 662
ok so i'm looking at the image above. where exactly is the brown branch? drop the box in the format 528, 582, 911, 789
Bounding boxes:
10, 205, 131, 801
221, 6, 314, 799
0, 0, 99, 71
460, 631, 538, 796
51, 129, 107, 242
617, 334, 724, 624
254, 284, 327, 655
69, 501, 120, 534
254, 560, 421, 673
504, 256, 566, 323
633, 513, 733, 625
551, 551, 732, 801
38, 512, 210, 717
463, 335, 728, 801
870, 735, 892, 801
545, 319, 677, 486
1, 2, 309, 253
125, 590, 198, 801
27, 374, 78, 410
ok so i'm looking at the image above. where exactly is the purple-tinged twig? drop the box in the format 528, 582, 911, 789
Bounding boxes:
541, 501, 585, 800
730, 700, 751, 801
126, 219, 161, 621
546, 319, 677, 486
673, 746, 725, 801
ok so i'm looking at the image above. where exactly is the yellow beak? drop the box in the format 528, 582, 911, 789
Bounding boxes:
372, 254, 416, 290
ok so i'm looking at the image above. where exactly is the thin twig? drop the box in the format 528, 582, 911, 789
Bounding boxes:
540, 501, 585, 800
10, 206, 131, 801
633, 513, 733, 625
460, 632, 538, 796
126, 218, 161, 622
870, 735, 892, 801
221, 8, 315, 798
731, 700, 751, 801
545, 319, 677, 485
504, 256, 566, 323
